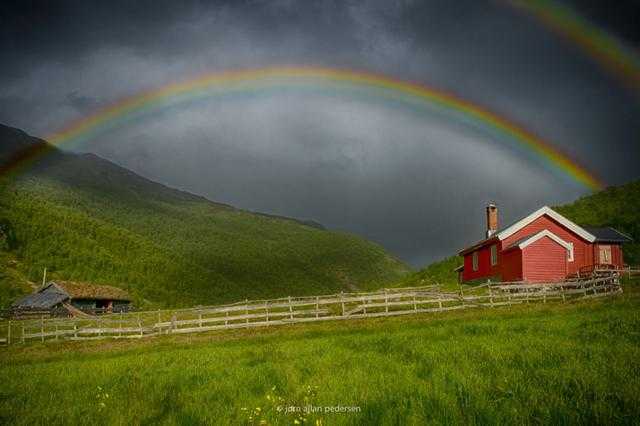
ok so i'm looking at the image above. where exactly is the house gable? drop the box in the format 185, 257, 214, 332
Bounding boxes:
509, 229, 574, 261
496, 206, 595, 243
521, 235, 569, 282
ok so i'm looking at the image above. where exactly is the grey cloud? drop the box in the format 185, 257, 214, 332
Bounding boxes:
85, 94, 586, 265
0, 0, 638, 266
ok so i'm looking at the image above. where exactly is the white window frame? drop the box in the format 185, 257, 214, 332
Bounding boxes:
472, 251, 479, 271
567, 243, 574, 262
490, 244, 498, 266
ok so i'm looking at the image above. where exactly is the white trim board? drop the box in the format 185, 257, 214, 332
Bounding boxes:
497, 206, 596, 243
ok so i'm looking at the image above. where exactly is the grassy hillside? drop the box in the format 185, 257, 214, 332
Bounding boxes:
1, 280, 638, 424
0, 125, 409, 308
0, 252, 34, 308
391, 255, 461, 290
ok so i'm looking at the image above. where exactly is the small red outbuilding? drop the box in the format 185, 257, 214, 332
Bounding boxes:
458, 204, 632, 283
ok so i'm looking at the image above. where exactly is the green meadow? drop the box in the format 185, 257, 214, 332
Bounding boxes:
1, 279, 638, 425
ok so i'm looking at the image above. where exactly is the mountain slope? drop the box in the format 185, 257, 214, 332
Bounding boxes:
0, 124, 410, 308
399, 180, 640, 288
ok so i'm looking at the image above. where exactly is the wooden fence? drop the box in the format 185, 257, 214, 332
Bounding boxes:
622, 265, 640, 279
0, 275, 622, 346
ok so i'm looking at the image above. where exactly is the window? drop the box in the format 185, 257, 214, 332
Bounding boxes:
490, 244, 498, 266
567, 243, 574, 262
472, 251, 479, 271
599, 245, 611, 265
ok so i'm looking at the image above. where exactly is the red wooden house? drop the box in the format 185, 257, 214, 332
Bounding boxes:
457, 204, 632, 283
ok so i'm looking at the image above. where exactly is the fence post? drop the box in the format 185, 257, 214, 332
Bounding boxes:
543, 286, 547, 304
413, 294, 418, 312
266, 304, 270, 324
7, 321, 11, 345
138, 317, 143, 337
384, 289, 389, 313
225, 311, 229, 326
245, 299, 249, 325
198, 310, 203, 328
171, 312, 176, 333
41, 315, 44, 343
341, 292, 345, 317
315, 296, 319, 319
288, 296, 294, 320
74, 321, 78, 339
55, 323, 59, 341
21, 324, 25, 344
489, 286, 494, 308
561, 285, 566, 302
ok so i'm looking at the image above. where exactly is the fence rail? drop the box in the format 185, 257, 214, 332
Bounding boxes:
623, 265, 640, 278
0, 275, 622, 346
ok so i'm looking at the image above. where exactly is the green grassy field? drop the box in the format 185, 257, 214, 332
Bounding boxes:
1, 279, 638, 425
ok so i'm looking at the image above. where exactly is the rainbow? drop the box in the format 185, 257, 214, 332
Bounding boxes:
506, 0, 640, 90
5, 66, 603, 190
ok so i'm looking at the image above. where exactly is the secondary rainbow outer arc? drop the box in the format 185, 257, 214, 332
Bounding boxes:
15, 67, 602, 191
506, 0, 640, 89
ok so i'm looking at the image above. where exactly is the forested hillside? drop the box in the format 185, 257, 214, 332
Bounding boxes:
0, 125, 409, 308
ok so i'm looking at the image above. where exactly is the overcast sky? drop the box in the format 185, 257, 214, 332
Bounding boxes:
1, 0, 639, 267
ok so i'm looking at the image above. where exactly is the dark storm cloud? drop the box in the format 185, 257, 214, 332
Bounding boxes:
0, 0, 638, 266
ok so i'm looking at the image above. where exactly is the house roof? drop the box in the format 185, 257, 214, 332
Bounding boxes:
459, 206, 595, 255
12, 281, 131, 309
51, 281, 131, 301
11, 288, 68, 309
496, 206, 595, 242
583, 227, 633, 243
458, 236, 500, 256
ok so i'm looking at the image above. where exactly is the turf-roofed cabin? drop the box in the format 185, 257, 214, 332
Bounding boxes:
458, 204, 632, 283
12, 281, 131, 315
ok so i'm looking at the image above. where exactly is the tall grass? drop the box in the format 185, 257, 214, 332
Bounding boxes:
1, 281, 638, 425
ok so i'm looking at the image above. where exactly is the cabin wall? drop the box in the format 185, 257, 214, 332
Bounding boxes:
594, 243, 624, 267
462, 240, 502, 282
501, 215, 593, 275
71, 299, 97, 309
501, 249, 523, 282
522, 236, 568, 282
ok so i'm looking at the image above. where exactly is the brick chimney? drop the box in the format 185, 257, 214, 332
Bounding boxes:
486, 203, 498, 238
